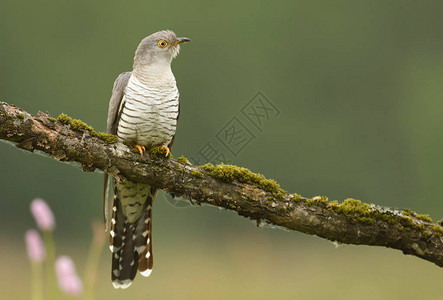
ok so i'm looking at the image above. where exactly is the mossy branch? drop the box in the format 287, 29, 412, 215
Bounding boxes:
1, 101, 443, 268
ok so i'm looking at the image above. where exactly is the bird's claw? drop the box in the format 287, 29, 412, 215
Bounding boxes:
135, 145, 146, 157
161, 145, 170, 157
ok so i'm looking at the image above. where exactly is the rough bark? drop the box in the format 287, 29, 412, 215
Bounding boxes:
1, 101, 442, 268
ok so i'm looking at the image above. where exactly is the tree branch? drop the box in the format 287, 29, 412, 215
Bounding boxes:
1, 101, 442, 267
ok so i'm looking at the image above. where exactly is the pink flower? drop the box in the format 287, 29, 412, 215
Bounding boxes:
30, 198, 55, 231
25, 229, 46, 263
55, 256, 83, 297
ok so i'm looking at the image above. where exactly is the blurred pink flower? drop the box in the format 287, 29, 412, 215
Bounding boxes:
55, 256, 83, 297
30, 198, 55, 231
25, 229, 46, 263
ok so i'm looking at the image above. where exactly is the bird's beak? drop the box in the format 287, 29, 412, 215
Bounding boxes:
171, 37, 191, 46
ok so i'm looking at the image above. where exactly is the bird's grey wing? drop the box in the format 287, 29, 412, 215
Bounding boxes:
103, 71, 132, 230
107, 71, 132, 134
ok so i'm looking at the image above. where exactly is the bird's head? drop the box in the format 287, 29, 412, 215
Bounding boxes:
133, 30, 191, 69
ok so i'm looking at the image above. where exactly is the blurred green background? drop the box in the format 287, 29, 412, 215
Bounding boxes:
1, 0, 443, 299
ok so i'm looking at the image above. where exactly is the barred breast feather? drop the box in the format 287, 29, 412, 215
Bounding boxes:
117, 75, 179, 147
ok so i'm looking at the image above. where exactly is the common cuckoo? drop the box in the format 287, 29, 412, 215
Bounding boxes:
103, 30, 190, 289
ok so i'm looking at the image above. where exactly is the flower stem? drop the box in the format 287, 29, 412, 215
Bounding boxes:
31, 262, 43, 300
83, 220, 106, 300
43, 230, 57, 300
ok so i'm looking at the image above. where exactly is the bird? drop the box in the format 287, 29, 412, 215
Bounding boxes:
103, 30, 190, 289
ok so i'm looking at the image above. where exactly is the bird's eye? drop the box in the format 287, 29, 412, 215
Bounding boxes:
157, 40, 168, 48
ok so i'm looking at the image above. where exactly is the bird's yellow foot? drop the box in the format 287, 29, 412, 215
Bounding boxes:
134, 145, 146, 157
161, 145, 170, 157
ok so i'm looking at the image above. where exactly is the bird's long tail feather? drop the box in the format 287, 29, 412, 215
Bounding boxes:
109, 183, 155, 289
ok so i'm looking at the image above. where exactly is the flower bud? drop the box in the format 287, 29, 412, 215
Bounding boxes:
25, 229, 45, 263
55, 256, 83, 297
30, 198, 55, 231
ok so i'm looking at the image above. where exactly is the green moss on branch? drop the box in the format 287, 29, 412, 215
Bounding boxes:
57, 113, 117, 144
416, 214, 433, 222
191, 170, 203, 178
177, 155, 190, 165
207, 163, 285, 195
